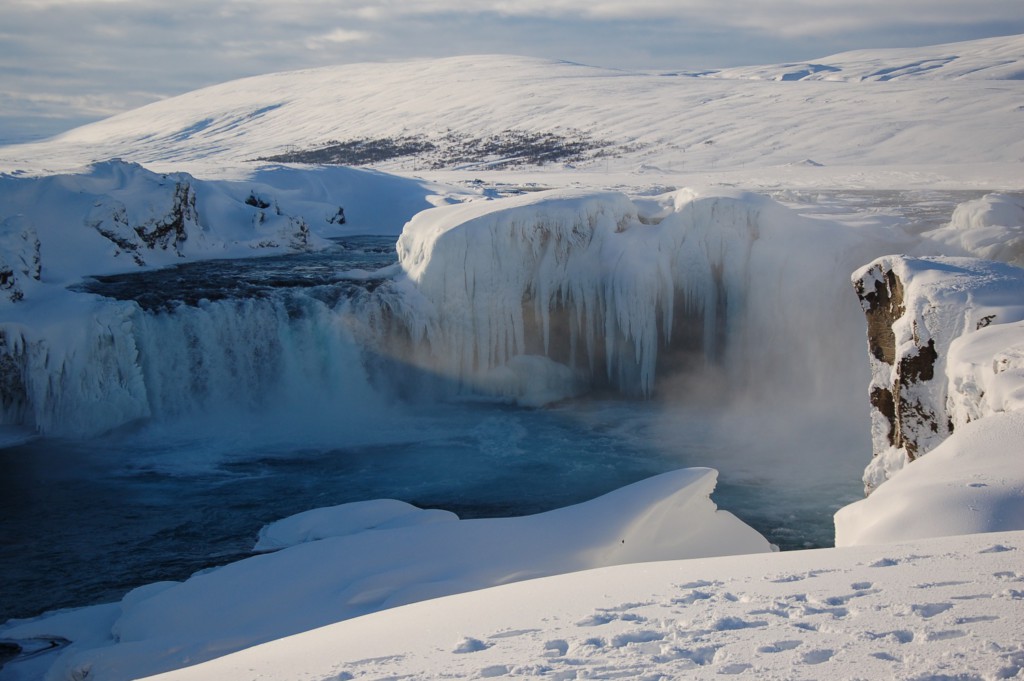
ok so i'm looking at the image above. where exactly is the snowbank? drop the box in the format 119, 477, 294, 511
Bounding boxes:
142, 529, 1024, 681
924, 193, 1024, 267
254, 499, 459, 552
836, 412, 1024, 545
0, 469, 770, 681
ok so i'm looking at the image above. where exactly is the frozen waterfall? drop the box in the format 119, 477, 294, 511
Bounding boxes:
391, 188, 891, 410
0, 188, 902, 437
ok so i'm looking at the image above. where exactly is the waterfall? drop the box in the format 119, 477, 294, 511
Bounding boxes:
1, 188, 903, 438
1, 292, 383, 438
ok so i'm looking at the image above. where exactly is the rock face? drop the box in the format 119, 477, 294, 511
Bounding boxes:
0, 159, 338, 307
86, 180, 198, 266
852, 255, 1024, 493
0, 215, 41, 303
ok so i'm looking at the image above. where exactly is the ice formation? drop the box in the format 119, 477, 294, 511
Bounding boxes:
392, 187, 894, 408
924, 193, 1024, 266
1, 182, 901, 437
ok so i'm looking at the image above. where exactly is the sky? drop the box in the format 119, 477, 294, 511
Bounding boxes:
2, 0, 1024, 144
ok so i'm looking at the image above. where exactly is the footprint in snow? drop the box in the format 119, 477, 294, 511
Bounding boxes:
488, 628, 541, 639
479, 665, 510, 677
610, 630, 665, 648
719, 663, 753, 674
913, 581, 967, 589
870, 558, 899, 568
757, 640, 802, 653
676, 580, 719, 589
453, 637, 491, 654
955, 615, 999, 624
911, 602, 953, 618
865, 629, 913, 644
712, 616, 767, 631
769, 574, 808, 583
543, 640, 569, 657
672, 590, 714, 605
801, 649, 835, 665
851, 582, 872, 590
980, 544, 1016, 554
576, 613, 617, 627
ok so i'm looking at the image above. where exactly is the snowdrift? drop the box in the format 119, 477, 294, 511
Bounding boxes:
0, 469, 771, 681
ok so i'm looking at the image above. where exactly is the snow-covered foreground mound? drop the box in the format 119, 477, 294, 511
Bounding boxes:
1, 35, 1022, 186
142, 530, 1024, 681
0, 469, 770, 681
837, 412, 1024, 545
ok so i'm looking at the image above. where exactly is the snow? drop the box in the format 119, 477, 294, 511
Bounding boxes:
253, 500, 459, 553
0, 159, 462, 290
2, 32, 1024, 681
707, 34, 1024, 82
0, 469, 770, 681
140, 529, 1024, 681
836, 413, 1024, 546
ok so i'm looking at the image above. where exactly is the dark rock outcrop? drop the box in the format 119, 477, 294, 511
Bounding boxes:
853, 255, 1024, 493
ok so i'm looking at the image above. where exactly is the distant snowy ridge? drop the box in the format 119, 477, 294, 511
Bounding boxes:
1, 34, 1022, 178
706, 33, 1024, 82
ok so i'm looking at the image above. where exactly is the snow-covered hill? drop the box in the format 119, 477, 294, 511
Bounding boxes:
0, 35, 1022, 185
706, 33, 1024, 82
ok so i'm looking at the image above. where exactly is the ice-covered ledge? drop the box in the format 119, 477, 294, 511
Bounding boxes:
392, 186, 887, 406
851, 255, 1024, 493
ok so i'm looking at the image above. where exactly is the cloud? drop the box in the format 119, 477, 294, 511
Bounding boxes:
1, 0, 1022, 142
305, 28, 373, 51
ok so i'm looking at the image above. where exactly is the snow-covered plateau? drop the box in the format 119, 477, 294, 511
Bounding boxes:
2, 33, 1024, 681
